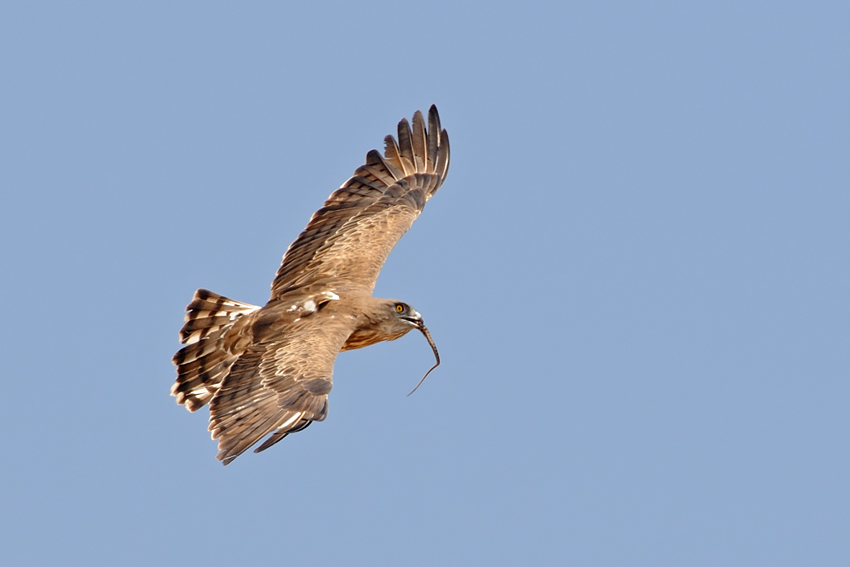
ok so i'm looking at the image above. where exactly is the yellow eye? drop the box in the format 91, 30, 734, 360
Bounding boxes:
396, 304, 404, 313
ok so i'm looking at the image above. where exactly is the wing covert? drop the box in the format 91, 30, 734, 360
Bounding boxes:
208, 312, 353, 465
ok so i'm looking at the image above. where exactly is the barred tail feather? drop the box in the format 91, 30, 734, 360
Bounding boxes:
179, 289, 261, 344
171, 289, 260, 412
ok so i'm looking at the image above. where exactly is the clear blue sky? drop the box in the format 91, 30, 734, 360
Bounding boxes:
2, 2, 848, 565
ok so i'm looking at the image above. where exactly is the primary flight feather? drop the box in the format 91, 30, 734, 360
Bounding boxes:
171, 106, 450, 465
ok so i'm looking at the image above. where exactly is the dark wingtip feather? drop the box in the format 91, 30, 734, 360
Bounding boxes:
411, 110, 427, 172
396, 118, 415, 175
368, 148, 403, 181
436, 129, 450, 184
426, 106, 441, 173
383, 134, 405, 177
365, 148, 383, 166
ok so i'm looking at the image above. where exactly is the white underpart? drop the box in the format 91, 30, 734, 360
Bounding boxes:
303, 300, 316, 312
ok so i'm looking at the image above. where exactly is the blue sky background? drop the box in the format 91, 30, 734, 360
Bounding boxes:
1, 2, 848, 565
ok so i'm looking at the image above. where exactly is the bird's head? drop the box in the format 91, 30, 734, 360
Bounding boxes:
390, 301, 423, 328
382, 300, 440, 395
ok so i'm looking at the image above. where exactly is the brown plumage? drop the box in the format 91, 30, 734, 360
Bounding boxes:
171, 106, 450, 465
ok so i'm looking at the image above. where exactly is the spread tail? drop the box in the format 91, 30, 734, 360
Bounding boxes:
171, 289, 260, 412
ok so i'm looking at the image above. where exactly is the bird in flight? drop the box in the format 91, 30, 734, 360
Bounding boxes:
171, 106, 450, 465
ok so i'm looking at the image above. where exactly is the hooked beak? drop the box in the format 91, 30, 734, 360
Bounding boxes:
400, 309, 423, 326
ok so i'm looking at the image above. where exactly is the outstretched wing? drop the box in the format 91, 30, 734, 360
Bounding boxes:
270, 105, 450, 299
208, 311, 353, 465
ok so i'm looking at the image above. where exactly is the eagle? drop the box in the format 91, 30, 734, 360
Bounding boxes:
171, 106, 450, 465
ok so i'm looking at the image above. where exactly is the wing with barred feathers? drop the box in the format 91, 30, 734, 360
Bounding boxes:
208, 308, 353, 465
269, 105, 450, 298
